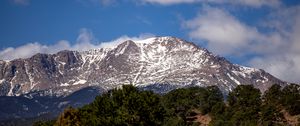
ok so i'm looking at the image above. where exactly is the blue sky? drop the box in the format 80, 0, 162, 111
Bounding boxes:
0, 0, 194, 47
0, 0, 300, 83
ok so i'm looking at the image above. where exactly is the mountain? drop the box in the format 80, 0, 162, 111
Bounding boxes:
0, 36, 286, 97
0, 36, 288, 123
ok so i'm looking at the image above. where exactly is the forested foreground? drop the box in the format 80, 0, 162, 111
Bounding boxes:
34, 84, 300, 126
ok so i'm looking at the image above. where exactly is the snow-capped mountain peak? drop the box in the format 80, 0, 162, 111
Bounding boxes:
0, 36, 286, 96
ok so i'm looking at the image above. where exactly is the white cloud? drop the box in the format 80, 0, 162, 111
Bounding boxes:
0, 41, 71, 61
184, 5, 300, 83
142, 0, 198, 5
184, 6, 265, 55
232, 0, 280, 7
141, 0, 280, 7
99, 0, 116, 6
99, 33, 155, 48
0, 28, 155, 61
249, 6, 300, 83
250, 54, 300, 83
11, 0, 30, 5
77, 0, 117, 6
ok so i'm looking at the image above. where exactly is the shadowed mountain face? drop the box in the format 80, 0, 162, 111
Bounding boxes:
0, 37, 286, 97
0, 86, 103, 121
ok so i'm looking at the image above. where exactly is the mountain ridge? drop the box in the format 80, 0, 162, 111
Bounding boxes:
0, 36, 287, 97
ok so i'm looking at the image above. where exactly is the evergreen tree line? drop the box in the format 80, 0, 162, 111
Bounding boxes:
34, 84, 300, 126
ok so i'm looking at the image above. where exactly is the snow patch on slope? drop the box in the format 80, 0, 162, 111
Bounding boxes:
227, 73, 241, 85
239, 66, 258, 74
73, 80, 87, 85
0, 79, 5, 83
61, 83, 69, 87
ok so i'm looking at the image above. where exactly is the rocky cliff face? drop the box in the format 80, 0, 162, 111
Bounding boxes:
0, 36, 286, 97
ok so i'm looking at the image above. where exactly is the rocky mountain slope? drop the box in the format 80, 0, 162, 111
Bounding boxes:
0, 36, 286, 97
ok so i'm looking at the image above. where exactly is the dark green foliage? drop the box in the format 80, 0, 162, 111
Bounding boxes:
161, 87, 207, 125
281, 84, 300, 115
209, 85, 262, 125
35, 84, 300, 126
60, 85, 167, 126
228, 85, 261, 123
162, 86, 224, 125
210, 84, 299, 126
263, 84, 283, 105
33, 120, 55, 126
228, 85, 261, 109
54, 107, 82, 126
259, 104, 284, 126
206, 86, 225, 115
260, 84, 285, 125
162, 87, 207, 114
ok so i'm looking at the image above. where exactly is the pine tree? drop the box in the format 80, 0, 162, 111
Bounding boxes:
54, 107, 81, 126
281, 84, 300, 115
